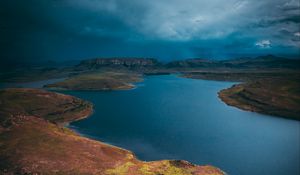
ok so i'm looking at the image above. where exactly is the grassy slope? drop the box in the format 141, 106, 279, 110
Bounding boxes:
45, 71, 143, 90
182, 71, 299, 82
0, 68, 71, 83
218, 79, 300, 120
0, 88, 224, 175
183, 71, 300, 120
0, 88, 92, 124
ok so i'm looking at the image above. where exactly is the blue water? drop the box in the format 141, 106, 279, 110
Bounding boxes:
62, 75, 298, 175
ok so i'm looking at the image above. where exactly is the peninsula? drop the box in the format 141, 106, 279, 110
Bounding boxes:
1, 55, 300, 174
0, 88, 224, 175
40, 55, 300, 120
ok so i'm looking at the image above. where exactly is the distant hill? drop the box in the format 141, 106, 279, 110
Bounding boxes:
166, 59, 221, 68
166, 55, 300, 70
219, 55, 300, 69
73, 55, 300, 72
75, 58, 161, 71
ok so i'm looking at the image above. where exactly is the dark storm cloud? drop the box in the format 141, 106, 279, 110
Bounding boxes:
280, 15, 300, 23
0, 0, 299, 63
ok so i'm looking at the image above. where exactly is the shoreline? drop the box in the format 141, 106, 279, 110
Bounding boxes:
62, 88, 227, 175
45, 82, 137, 91
182, 72, 300, 120
217, 81, 300, 121
0, 88, 225, 174
5, 72, 297, 120
57, 90, 226, 175
63, 105, 135, 153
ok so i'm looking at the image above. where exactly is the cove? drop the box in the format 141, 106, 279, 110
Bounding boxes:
64, 75, 299, 175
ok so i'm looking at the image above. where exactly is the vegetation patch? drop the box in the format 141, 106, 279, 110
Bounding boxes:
219, 78, 300, 120
45, 71, 143, 91
0, 88, 224, 175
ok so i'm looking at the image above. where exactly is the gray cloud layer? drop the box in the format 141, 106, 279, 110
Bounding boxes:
0, 0, 299, 62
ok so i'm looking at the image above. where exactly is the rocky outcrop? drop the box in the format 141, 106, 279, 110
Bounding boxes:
76, 58, 160, 70
75, 55, 300, 72
166, 59, 221, 68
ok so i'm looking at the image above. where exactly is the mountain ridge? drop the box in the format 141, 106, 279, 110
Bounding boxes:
74, 54, 300, 70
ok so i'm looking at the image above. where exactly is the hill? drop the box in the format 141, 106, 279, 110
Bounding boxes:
167, 55, 300, 71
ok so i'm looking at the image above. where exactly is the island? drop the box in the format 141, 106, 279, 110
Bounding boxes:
0, 88, 224, 175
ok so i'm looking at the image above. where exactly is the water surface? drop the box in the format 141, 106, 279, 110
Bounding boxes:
64, 75, 299, 175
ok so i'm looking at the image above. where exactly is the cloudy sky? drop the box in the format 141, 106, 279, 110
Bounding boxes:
0, 0, 299, 63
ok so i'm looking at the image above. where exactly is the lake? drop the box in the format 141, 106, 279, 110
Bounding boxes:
5, 75, 299, 175
65, 75, 300, 175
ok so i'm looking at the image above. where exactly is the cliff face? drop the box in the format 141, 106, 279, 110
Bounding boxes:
2, 55, 300, 83
75, 55, 300, 71
75, 55, 287, 71
76, 58, 160, 70
166, 59, 221, 68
